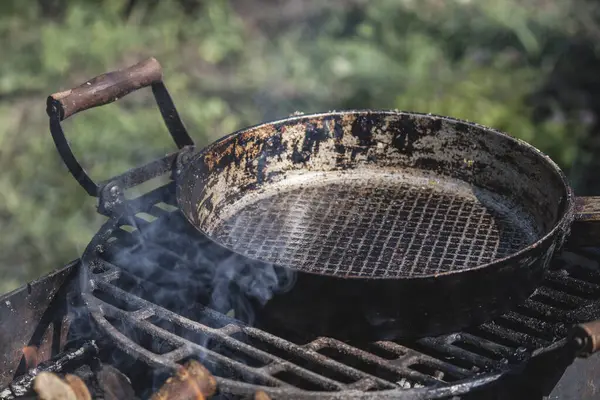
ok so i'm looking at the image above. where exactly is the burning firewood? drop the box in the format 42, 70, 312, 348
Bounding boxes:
97, 364, 138, 400
63, 375, 91, 400
22, 346, 39, 370
33, 372, 75, 400
254, 390, 272, 400
32, 372, 91, 400
6, 341, 98, 399
150, 359, 217, 400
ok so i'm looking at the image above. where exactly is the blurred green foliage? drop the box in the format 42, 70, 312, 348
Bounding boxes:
0, 0, 596, 293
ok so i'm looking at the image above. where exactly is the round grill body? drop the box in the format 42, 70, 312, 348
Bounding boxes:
177, 111, 574, 338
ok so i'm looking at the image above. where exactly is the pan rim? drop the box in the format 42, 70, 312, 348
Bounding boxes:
176, 109, 576, 280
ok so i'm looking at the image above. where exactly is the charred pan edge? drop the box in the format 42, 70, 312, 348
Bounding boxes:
176, 109, 575, 280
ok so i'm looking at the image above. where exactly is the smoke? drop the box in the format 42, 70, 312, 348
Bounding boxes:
67, 195, 296, 364
209, 253, 297, 322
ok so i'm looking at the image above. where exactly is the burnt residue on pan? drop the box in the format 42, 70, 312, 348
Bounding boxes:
178, 111, 570, 279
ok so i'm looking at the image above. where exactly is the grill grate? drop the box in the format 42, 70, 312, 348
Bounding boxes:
81, 182, 600, 399
213, 175, 535, 278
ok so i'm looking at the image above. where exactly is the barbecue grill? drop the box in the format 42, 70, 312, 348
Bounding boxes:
3, 184, 600, 399
2, 59, 600, 399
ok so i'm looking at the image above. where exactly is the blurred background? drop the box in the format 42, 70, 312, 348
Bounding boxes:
1, 0, 600, 294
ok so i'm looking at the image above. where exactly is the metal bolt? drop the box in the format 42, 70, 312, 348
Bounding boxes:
109, 185, 120, 197
180, 152, 192, 165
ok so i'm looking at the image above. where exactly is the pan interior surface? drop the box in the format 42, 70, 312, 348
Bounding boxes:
210, 168, 540, 278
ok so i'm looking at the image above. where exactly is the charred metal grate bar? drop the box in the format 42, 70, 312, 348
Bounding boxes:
90, 272, 451, 390
81, 185, 600, 398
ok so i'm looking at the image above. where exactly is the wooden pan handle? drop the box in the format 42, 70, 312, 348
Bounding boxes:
47, 57, 163, 120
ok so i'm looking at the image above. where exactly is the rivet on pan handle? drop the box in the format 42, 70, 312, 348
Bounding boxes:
570, 320, 600, 357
